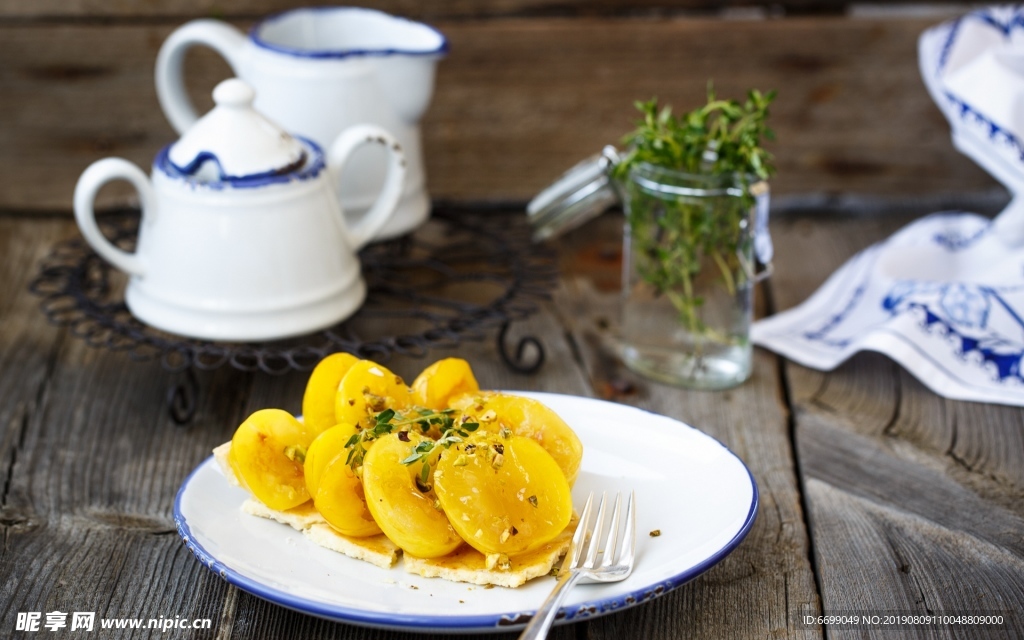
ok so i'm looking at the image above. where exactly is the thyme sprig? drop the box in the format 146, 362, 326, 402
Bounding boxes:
612, 88, 776, 344
401, 417, 479, 490
344, 407, 456, 469
612, 87, 776, 183
342, 406, 479, 491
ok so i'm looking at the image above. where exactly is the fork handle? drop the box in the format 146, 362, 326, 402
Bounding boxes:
518, 570, 585, 640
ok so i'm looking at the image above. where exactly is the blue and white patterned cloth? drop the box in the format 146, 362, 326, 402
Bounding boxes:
753, 213, 1024, 405
753, 7, 1024, 406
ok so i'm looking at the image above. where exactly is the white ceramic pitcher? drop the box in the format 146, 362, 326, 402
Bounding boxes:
74, 79, 406, 342
155, 7, 445, 240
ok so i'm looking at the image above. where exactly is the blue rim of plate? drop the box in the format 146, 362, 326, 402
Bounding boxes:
173, 400, 759, 632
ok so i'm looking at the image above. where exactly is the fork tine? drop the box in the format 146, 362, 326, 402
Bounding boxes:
600, 492, 623, 568
568, 492, 594, 568
618, 490, 636, 570
518, 490, 636, 640
583, 492, 608, 569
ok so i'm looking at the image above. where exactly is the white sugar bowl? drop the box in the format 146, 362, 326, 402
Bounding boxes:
73, 79, 405, 342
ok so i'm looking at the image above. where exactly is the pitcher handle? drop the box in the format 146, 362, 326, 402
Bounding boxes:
329, 125, 407, 249
74, 158, 153, 277
155, 19, 246, 134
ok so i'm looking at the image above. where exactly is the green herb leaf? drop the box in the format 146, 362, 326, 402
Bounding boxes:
401, 451, 426, 465
612, 89, 775, 339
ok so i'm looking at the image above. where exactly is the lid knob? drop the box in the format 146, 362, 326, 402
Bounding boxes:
212, 79, 255, 109
167, 79, 306, 182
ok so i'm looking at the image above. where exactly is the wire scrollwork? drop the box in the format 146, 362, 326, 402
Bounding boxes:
29, 208, 558, 423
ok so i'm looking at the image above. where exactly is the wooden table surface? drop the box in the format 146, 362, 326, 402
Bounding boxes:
0, 207, 1021, 639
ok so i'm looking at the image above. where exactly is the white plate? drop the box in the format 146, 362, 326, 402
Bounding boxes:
174, 391, 757, 633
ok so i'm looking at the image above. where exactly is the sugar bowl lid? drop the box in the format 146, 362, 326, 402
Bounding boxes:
167, 79, 306, 181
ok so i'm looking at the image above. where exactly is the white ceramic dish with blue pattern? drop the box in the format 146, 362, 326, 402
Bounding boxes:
73, 79, 405, 342
174, 392, 758, 632
156, 7, 446, 240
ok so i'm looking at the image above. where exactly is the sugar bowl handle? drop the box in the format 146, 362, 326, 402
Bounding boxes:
73, 158, 153, 277
329, 125, 407, 249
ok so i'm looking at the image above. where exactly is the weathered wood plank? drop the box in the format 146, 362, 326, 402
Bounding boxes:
550, 212, 822, 639
0, 349, 246, 639
0, 524, 226, 638
0, 15, 996, 213
0, 0, 894, 21
769, 211, 1024, 635
0, 217, 237, 637
805, 478, 1024, 637
0, 217, 67, 531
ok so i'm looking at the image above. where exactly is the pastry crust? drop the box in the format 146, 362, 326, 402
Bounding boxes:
403, 515, 574, 587
212, 442, 241, 488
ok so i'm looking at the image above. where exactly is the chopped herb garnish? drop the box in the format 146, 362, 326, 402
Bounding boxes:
343, 406, 455, 472
365, 393, 388, 412
283, 445, 306, 464
392, 408, 474, 485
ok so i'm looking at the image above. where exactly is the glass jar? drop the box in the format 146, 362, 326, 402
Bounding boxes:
527, 148, 771, 390
619, 162, 762, 389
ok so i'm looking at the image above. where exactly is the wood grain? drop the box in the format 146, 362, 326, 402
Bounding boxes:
0, 14, 996, 213
0, 218, 66, 535
0, 0, 896, 21
0, 218, 236, 637
3, 204, 1022, 638
550, 212, 823, 639
770, 211, 1024, 636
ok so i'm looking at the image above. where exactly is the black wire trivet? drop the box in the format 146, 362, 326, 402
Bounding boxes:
28, 208, 557, 424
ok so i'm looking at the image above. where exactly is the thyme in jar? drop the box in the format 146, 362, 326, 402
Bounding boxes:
612, 88, 776, 340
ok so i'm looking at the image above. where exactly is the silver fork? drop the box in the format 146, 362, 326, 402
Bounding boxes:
519, 491, 636, 640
